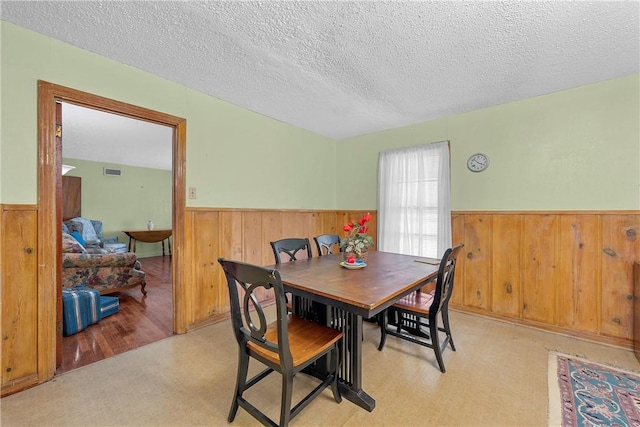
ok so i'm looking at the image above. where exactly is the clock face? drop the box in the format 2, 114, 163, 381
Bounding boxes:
467, 153, 489, 172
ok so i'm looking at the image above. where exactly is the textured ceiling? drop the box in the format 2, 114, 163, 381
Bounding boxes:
2, 1, 639, 146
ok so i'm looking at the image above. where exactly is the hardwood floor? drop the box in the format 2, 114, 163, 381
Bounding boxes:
57, 255, 173, 374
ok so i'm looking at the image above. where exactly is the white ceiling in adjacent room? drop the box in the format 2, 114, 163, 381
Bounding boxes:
61, 103, 173, 171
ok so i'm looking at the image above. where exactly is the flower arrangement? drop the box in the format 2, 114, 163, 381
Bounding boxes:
340, 212, 374, 260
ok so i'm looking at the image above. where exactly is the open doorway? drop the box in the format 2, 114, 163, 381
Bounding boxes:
58, 102, 174, 373
37, 81, 187, 382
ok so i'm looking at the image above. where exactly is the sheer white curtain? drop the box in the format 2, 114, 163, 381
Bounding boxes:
377, 141, 451, 258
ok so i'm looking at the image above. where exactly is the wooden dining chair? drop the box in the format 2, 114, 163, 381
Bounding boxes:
313, 234, 343, 256
218, 258, 343, 427
270, 238, 313, 264
377, 243, 464, 373
270, 238, 314, 315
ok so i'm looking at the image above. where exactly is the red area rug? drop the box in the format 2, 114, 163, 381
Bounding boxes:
548, 352, 640, 426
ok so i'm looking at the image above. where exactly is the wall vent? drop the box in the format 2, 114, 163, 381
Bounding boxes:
103, 168, 122, 177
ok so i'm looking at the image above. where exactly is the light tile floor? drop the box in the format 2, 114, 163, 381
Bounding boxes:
2, 310, 638, 426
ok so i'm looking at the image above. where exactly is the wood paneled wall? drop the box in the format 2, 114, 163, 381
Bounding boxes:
451, 211, 640, 348
2, 206, 638, 395
182, 208, 377, 328
1, 205, 39, 396
184, 209, 639, 348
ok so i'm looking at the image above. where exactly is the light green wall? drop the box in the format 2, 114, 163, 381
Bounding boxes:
0, 22, 337, 208
63, 158, 172, 258
2, 21, 638, 213
338, 74, 640, 210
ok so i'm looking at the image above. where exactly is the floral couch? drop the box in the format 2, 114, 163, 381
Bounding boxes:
62, 232, 147, 295
63, 217, 118, 248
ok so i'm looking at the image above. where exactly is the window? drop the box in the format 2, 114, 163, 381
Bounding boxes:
378, 141, 451, 258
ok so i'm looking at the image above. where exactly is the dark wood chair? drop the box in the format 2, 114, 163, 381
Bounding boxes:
270, 238, 313, 314
377, 243, 464, 373
270, 238, 313, 264
313, 234, 343, 256
218, 258, 343, 427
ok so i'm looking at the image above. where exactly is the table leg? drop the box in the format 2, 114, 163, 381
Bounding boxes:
168, 237, 172, 256
127, 237, 133, 252
161, 240, 165, 257
334, 311, 376, 412
294, 299, 376, 412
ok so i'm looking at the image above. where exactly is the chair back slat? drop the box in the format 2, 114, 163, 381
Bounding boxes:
313, 234, 342, 256
270, 238, 312, 263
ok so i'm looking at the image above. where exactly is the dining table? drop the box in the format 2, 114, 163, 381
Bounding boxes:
270, 250, 441, 412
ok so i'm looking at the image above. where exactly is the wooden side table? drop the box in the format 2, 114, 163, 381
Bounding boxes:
123, 229, 172, 256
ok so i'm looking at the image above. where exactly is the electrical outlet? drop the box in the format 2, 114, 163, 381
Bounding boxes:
188, 187, 196, 199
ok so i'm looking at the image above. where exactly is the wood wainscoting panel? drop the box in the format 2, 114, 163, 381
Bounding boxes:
182, 209, 640, 347
521, 214, 558, 324
219, 210, 244, 261
183, 209, 377, 330
462, 215, 492, 310
3, 206, 639, 397
182, 209, 638, 349
451, 211, 639, 348
558, 214, 600, 333
1, 205, 39, 397
282, 211, 309, 247
634, 262, 640, 362
601, 215, 640, 340
183, 210, 196, 327
309, 211, 340, 249
192, 210, 221, 322
243, 211, 264, 266
261, 211, 285, 265
491, 214, 522, 317
218, 211, 243, 315
451, 213, 465, 307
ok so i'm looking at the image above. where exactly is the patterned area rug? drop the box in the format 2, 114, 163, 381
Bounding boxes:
548, 352, 640, 426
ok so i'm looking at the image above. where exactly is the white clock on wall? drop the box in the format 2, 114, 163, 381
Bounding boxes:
467, 153, 490, 172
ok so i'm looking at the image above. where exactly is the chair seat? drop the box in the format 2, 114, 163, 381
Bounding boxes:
248, 315, 343, 367
393, 290, 434, 315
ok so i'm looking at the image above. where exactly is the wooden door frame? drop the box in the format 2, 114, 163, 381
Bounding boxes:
37, 81, 187, 381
